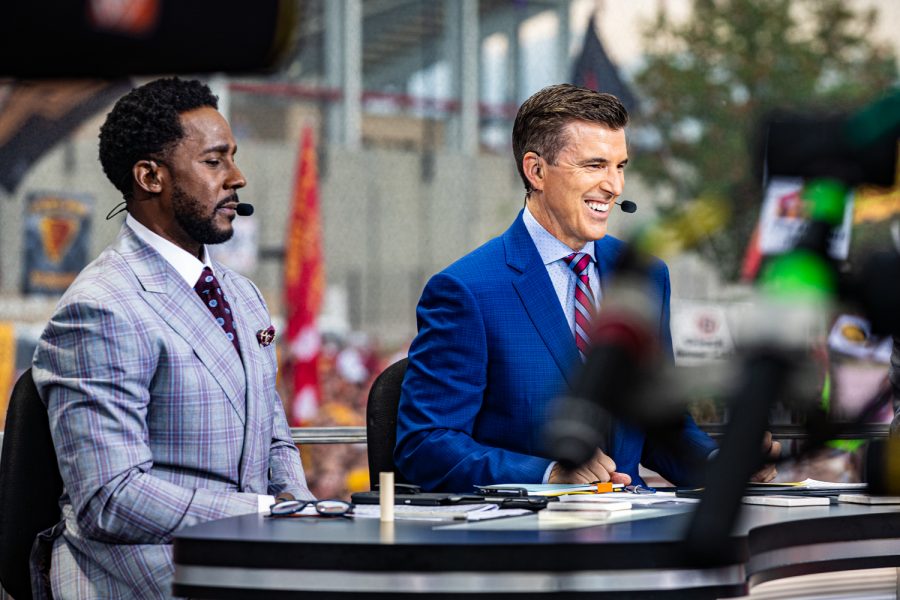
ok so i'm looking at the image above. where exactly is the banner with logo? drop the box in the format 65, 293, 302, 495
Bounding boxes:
22, 191, 92, 295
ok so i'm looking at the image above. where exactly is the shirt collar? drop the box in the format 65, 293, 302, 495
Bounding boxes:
522, 204, 596, 265
125, 213, 212, 287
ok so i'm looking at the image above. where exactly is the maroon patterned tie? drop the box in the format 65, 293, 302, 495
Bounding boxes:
564, 252, 596, 361
194, 266, 240, 355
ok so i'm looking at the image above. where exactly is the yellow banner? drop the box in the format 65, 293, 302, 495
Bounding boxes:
854, 185, 900, 224
0, 322, 15, 429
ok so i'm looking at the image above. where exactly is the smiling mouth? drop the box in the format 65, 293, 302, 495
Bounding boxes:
585, 200, 610, 213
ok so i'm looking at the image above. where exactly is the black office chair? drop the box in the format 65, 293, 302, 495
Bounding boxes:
0, 368, 63, 600
365, 357, 410, 489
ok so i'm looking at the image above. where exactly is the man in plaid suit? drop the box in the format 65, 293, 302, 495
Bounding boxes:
31, 78, 312, 599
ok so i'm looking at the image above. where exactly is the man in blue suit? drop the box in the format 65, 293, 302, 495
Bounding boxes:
396, 84, 778, 492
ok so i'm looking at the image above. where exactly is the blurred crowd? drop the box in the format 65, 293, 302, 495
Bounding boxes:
288, 332, 407, 500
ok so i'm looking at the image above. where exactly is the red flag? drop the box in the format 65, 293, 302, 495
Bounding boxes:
283, 126, 325, 425
740, 221, 764, 282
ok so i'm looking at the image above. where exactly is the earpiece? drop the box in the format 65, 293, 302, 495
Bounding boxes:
149, 161, 161, 181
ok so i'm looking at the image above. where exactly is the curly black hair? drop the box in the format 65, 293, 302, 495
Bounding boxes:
98, 77, 218, 198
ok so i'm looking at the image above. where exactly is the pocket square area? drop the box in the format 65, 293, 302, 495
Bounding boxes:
256, 326, 276, 346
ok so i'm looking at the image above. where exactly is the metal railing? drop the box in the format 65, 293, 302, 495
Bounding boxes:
0, 424, 893, 460
699, 423, 892, 440
291, 427, 366, 444
286, 424, 894, 445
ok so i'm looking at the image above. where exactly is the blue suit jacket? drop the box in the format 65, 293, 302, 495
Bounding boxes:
395, 210, 717, 492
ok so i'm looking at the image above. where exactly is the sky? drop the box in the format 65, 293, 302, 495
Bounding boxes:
572, 0, 900, 68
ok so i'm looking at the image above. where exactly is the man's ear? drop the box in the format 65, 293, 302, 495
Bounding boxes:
522, 152, 543, 193
133, 160, 164, 195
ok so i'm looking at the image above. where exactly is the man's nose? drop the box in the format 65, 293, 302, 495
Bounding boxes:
601, 170, 624, 197
227, 164, 246, 189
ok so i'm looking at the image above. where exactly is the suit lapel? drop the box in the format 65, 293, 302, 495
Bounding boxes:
593, 236, 624, 295
218, 268, 265, 485
505, 211, 580, 387
115, 226, 247, 424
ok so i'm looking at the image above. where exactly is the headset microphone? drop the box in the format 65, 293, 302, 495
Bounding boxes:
616, 200, 637, 213
235, 203, 255, 216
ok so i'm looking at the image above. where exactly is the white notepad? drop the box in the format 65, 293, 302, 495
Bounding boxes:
559, 494, 632, 504
741, 495, 829, 507
838, 494, 900, 505
545, 500, 632, 512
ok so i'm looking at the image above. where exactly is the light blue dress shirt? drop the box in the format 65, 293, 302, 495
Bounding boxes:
522, 205, 602, 336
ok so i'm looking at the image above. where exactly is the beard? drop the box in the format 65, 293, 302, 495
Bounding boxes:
171, 182, 235, 245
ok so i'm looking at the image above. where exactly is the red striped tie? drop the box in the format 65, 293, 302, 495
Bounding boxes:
564, 252, 596, 361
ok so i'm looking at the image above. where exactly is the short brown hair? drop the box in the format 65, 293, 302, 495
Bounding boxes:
512, 84, 628, 193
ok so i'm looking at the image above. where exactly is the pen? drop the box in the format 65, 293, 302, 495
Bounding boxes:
588, 481, 625, 493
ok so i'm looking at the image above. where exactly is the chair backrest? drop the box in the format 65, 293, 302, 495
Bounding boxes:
365, 358, 409, 489
0, 368, 63, 600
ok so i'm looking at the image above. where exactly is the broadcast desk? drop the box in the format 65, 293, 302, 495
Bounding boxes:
172, 503, 900, 599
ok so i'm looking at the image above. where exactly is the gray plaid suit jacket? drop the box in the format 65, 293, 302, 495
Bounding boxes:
31, 224, 311, 599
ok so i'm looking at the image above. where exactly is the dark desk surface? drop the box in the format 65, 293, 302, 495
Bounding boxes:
173, 503, 900, 599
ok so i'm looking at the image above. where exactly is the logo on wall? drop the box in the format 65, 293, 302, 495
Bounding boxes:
22, 192, 92, 295
672, 302, 735, 364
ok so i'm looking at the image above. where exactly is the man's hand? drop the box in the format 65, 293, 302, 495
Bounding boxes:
548, 448, 632, 485
749, 431, 782, 483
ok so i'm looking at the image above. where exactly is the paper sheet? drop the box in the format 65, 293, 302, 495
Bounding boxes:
351, 503, 528, 522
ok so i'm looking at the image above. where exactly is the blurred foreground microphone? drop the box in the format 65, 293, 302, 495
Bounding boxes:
1, 0, 300, 77
544, 249, 663, 468
762, 91, 900, 188
616, 200, 637, 213
843, 250, 900, 337
235, 203, 254, 217
865, 437, 900, 496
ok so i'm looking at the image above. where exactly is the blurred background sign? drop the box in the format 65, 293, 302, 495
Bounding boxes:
22, 192, 93, 296
672, 302, 735, 364
0, 81, 130, 194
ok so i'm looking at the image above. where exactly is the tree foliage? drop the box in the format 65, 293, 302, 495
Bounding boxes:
631, 0, 897, 277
